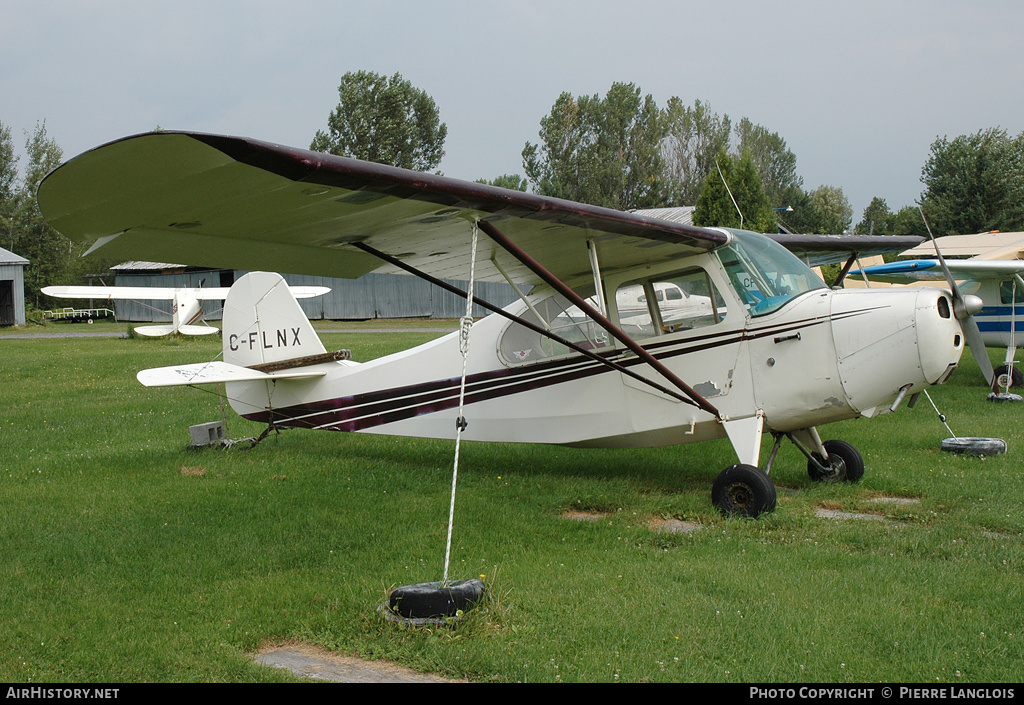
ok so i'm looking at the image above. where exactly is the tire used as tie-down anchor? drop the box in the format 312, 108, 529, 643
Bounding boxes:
387, 578, 486, 620
940, 437, 1007, 456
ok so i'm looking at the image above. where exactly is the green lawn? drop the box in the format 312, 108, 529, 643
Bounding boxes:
0, 329, 1020, 682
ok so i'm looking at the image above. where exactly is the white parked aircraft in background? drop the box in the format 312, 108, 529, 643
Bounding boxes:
38, 131, 963, 518
41, 283, 330, 337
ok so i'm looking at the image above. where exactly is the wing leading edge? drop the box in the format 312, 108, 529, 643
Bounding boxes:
38, 131, 730, 290
855, 259, 1024, 283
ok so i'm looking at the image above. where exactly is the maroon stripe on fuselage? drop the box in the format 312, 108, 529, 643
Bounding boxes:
243, 304, 873, 432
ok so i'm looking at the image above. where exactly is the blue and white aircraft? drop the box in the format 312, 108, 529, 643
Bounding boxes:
855, 257, 1024, 392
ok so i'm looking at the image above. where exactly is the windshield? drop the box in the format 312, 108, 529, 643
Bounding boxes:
716, 229, 826, 316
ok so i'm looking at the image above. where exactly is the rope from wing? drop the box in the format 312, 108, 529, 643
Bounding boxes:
443, 222, 479, 586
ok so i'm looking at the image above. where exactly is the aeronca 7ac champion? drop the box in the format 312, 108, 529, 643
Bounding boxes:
38, 131, 965, 517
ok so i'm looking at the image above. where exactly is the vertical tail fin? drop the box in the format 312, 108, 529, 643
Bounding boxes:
222, 272, 325, 367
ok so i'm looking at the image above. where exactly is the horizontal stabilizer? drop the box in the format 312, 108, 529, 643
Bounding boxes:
137, 361, 328, 387
178, 324, 220, 336
290, 286, 331, 299
134, 324, 177, 337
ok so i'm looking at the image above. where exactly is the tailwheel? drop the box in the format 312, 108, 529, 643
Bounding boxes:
712, 464, 777, 518
807, 439, 864, 483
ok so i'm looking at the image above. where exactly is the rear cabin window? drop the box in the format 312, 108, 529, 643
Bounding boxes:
498, 293, 611, 365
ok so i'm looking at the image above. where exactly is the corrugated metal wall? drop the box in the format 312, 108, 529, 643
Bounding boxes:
1, 263, 28, 326
111, 270, 226, 322
111, 270, 520, 322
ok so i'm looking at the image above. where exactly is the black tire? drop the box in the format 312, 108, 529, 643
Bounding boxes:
992, 364, 1024, 392
940, 437, 1007, 456
808, 439, 864, 483
388, 578, 485, 619
711, 464, 777, 518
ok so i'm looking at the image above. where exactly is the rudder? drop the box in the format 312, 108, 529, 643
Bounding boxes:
222, 271, 326, 368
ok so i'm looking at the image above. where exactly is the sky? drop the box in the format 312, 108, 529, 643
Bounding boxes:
3, 0, 1023, 220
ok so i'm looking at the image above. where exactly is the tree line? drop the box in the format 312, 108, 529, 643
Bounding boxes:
5, 71, 1024, 311
1, 121, 105, 310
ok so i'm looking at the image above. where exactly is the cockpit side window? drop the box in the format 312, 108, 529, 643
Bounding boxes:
1000, 280, 1024, 304
615, 267, 728, 339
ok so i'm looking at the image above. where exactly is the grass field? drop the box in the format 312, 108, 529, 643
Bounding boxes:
1, 321, 1021, 683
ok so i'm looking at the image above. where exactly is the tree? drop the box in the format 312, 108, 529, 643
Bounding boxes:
891, 206, 928, 237
806, 185, 853, 234
733, 118, 802, 208
920, 128, 1024, 234
856, 196, 894, 235
10, 122, 72, 307
311, 71, 447, 172
0, 120, 18, 248
522, 83, 668, 210
774, 184, 852, 234
661, 98, 731, 206
692, 149, 776, 232
476, 174, 527, 191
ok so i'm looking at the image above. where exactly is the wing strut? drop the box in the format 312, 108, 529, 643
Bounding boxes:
832, 253, 858, 288
351, 241, 702, 408
476, 220, 722, 419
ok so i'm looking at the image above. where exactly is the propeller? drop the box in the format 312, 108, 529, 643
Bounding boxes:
919, 207, 994, 386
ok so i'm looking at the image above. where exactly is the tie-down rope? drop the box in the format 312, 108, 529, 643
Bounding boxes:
442, 222, 479, 585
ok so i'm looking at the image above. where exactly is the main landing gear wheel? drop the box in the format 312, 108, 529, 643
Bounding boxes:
712, 464, 777, 518
807, 439, 864, 483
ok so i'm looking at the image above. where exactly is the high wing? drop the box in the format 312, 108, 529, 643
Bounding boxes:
854, 259, 1024, 282
767, 233, 925, 268
41, 285, 205, 301
632, 207, 925, 267
38, 131, 731, 290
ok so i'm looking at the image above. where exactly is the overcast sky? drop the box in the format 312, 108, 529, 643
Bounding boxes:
3, 0, 1023, 219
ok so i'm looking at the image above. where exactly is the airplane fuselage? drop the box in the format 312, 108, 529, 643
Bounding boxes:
222, 237, 964, 456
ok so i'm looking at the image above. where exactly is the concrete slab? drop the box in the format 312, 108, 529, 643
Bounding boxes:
254, 643, 461, 683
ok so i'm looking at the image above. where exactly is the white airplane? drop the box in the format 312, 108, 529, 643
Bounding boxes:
40, 283, 330, 337
854, 257, 1024, 391
37, 131, 966, 518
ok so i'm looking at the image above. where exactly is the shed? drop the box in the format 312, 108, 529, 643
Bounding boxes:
0, 246, 28, 326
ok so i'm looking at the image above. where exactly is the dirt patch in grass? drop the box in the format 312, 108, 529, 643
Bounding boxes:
866, 495, 920, 505
562, 510, 609, 522
816, 507, 886, 521
253, 641, 464, 683
648, 517, 702, 534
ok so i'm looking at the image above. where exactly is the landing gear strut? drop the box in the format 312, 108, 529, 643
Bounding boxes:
807, 439, 864, 483
768, 431, 864, 484
711, 431, 865, 518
